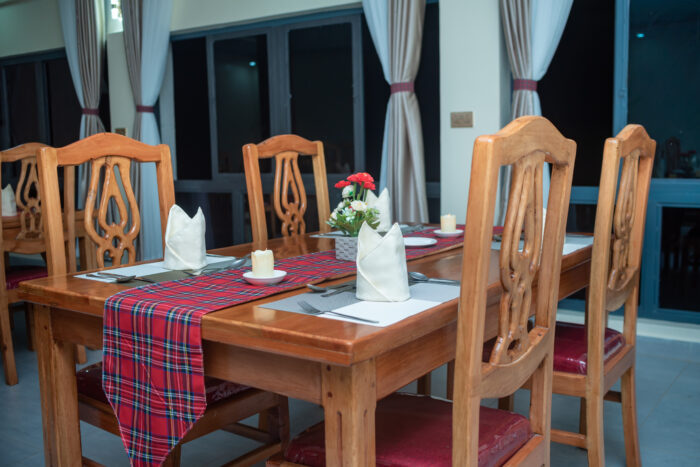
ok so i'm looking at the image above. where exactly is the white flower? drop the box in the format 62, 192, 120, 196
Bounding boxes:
350, 200, 367, 212
330, 211, 337, 220
337, 201, 346, 210
342, 185, 354, 198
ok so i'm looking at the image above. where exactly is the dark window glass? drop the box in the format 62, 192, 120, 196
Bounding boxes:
289, 23, 354, 174
416, 3, 440, 183
659, 207, 700, 312
176, 192, 233, 249
362, 2, 440, 182
213, 35, 270, 173
629, 0, 700, 179
173, 38, 211, 180
5, 63, 42, 146
566, 204, 596, 233
538, 0, 614, 186
45, 58, 81, 147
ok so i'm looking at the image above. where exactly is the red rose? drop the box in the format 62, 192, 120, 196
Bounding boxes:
335, 180, 351, 189
357, 172, 374, 183
347, 173, 360, 183
364, 182, 376, 190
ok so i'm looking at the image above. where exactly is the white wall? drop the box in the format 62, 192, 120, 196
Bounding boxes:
170, 0, 358, 33
438, 0, 511, 223
106, 32, 135, 134
0, 0, 64, 58
1, 0, 512, 222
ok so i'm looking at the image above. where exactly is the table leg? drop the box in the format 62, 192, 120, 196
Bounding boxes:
322, 359, 377, 467
34, 305, 82, 466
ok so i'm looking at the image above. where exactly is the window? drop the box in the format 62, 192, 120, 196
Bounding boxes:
169, 4, 441, 245
0, 52, 111, 185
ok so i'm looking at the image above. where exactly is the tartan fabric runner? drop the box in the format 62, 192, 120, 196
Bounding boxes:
102, 227, 464, 466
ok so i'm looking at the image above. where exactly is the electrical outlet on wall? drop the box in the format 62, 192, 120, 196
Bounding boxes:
450, 112, 473, 128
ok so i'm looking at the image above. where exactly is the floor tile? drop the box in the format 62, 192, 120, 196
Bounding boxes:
4, 312, 700, 465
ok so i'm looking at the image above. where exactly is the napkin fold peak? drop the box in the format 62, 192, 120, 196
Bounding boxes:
2, 184, 16, 217
163, 204, 207, 270
365, 188, 392, 233
356, 222, 410, 302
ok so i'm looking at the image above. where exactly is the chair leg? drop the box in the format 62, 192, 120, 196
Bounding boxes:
417, 373, 431, 395
498, 395, 515, 411
446, 360, 455, 400
268, 396, 290, 449
75, 345, 87, 364
161, 444, 181, 467
0, 296, 18, 385
585, 394, 605, 467
25, 304, 34, 351
579, 398, 587, 435
621, 366, 641, 467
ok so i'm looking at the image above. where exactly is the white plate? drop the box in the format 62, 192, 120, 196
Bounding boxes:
404, 237, 438, 248
433, 229, 463, 238
243, 270, 287, 285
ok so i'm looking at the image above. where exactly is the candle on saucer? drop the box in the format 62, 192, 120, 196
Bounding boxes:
251, 249, 274, 277
440, 214, 457, 233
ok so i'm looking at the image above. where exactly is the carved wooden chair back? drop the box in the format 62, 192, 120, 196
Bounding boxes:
452, 116, 576, 465
589, 125, 655, 362
37, 133, 175, 276
242, 134, 331, 244
0, 143, 51, 253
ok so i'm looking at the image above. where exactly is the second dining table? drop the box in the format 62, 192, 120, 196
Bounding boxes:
19, 230, 592, 466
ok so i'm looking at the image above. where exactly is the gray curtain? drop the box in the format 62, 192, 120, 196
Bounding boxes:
386, 0, 429, 223
364, 0, 429, 224
58, 0, 106, 206
122, 0, 142, 231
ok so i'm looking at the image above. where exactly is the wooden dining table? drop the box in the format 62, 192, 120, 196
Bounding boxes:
19, 232, 592, 466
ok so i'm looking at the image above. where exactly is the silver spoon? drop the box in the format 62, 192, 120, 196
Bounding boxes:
88, 272, 155, 283
298, 301, 379, 324
408, 271, 460, 285
184, 258, 246, 276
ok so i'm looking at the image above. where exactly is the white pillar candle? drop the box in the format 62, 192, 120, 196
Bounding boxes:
440, 214, 457, 233
251, 249, 274, 277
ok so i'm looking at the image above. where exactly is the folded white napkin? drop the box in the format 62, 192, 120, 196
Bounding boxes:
2, 185, 16, 217
163, 204, 207, 270
365, 188, 392, 232
356, 222, 410, 302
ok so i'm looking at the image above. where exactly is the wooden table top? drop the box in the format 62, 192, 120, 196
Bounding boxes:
18, 233, 592, 367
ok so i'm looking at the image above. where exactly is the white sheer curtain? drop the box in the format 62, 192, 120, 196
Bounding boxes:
123, 0, 173, 260
498, 0, 572, 219
362, 0, 429, 223
58, 0, 106, 204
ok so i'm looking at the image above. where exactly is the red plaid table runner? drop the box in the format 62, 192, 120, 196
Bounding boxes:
102, 228, 464, 466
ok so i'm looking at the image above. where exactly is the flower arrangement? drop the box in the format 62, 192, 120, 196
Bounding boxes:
327, 172, 380, 236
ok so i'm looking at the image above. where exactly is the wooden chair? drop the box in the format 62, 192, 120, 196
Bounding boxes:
242, 134, 331, 243
0, 142, 94, 383
37, 132, 289, 466
546, 124, 655, 466
0, 143, 51, 385
268, 116, 576, 466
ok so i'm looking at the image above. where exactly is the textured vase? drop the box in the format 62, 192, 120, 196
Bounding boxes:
335, 236, 359, 261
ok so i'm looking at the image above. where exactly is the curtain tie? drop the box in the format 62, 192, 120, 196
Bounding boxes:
390, 82, 415, 94
82, 108, 99, 116
513, 79, 537, 91
136, 105, 155, 113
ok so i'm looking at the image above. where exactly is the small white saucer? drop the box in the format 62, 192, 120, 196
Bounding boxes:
243, 270, 287, 286
404, 237, 438, 248
433, 229, 463, 238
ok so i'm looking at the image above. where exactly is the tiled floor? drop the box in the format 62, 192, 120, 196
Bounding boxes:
2, 307, 699, 466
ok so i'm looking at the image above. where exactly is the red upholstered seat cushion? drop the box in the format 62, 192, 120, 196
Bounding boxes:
552, 322, 625, 375
284, 393, 531, 467
76, 362, 250, 406
6, 266, 47, 290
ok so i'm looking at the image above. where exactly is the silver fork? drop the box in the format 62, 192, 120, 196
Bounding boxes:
298, 301, 379, 324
